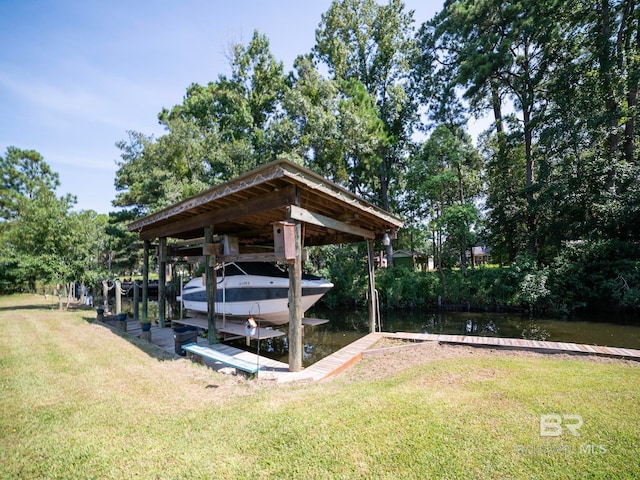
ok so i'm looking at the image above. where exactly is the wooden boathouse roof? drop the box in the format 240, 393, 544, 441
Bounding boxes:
127, 158, 403, 247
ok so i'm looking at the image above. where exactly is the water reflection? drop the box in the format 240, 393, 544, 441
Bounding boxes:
517, 320, 551, 341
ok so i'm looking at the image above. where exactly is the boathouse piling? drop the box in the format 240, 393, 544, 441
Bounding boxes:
204, 226, 218, 344
288, 219, 303, 372
115, 279, 122, 315
158, 237, 167, 328
142, 239, 149, 323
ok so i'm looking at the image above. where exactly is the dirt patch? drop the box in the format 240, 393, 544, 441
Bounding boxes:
334, 341, 640, 383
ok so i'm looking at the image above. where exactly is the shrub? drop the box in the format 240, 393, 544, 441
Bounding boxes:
376, 266, 440, 309
548, 240, 640, 313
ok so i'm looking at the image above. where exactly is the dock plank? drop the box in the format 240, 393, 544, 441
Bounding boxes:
392, 332, 640, 360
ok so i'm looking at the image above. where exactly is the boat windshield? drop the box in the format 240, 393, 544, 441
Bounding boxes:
217, 262, 323, 280
218, 262, 288, 278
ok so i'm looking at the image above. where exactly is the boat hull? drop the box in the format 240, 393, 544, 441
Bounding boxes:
179, 269, 333, 326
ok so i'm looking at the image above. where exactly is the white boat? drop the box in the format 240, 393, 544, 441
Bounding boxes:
178, 262, 333, 326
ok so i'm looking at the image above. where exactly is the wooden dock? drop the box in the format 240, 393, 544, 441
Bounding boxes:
383, 332, 640, 360
190, 342, 290, 375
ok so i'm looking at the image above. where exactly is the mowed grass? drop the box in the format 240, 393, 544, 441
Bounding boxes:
1, 294, 639, 479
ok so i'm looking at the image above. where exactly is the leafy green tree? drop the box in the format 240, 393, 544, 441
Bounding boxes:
0, 147, 60, 221
280, 55, 343, 180
281, 55, 390, 196
114, 131, 175, 215
0, 147, 109, 294
423, 0, 566, 254
315, 0, 417, 265
114, 31, 289, 213
3, 185, 70, 290
480, 123, 529, 263
407, 125, 482, 280
337, 78, 389, 196
105, 211, 142, 276
535, 0, 640, 246
315, 0, 417, 206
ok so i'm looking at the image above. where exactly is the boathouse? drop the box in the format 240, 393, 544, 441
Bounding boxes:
127, 159, 403, 371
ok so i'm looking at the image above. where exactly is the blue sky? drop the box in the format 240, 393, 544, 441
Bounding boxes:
0, 0, 443, 214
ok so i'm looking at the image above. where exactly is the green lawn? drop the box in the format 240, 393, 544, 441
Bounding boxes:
1, 294, 639, 479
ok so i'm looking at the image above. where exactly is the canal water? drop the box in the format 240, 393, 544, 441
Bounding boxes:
231, 307, 640, 367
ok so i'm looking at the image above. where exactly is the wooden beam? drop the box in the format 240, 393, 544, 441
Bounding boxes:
286, 205, 375, 240
303, 233, 364, 246
218, 252, 280, 263
167, 246, 204, 257
133, 281, 139, 321
203, 243, 221, 256
139, 185, 298, 240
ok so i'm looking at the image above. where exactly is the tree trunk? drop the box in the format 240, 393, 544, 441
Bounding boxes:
523, 107, 536, 254
600, 0, 620, 189
381, 157, 394, 266
623, 0, 638, 164
491, 78, 503, 135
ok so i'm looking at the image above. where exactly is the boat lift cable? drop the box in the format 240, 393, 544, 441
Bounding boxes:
217, 262, 226, 285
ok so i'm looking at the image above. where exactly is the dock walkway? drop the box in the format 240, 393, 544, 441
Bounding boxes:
384, 332, 640, 360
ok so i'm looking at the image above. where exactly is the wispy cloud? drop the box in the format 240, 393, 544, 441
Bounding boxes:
0, 63, 172, 136
47, 150, 119, 173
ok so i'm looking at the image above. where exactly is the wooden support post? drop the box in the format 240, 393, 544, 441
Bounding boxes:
367, 239, 377, 333
115, 279, 122, 314
179, 275, 183, 320
288, 220, 303, 372
142, 239, 149, 323
205, 227, 218, 344
102, 280, 109, 312
133, 281, 139, 321
158, 237, 167, 328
